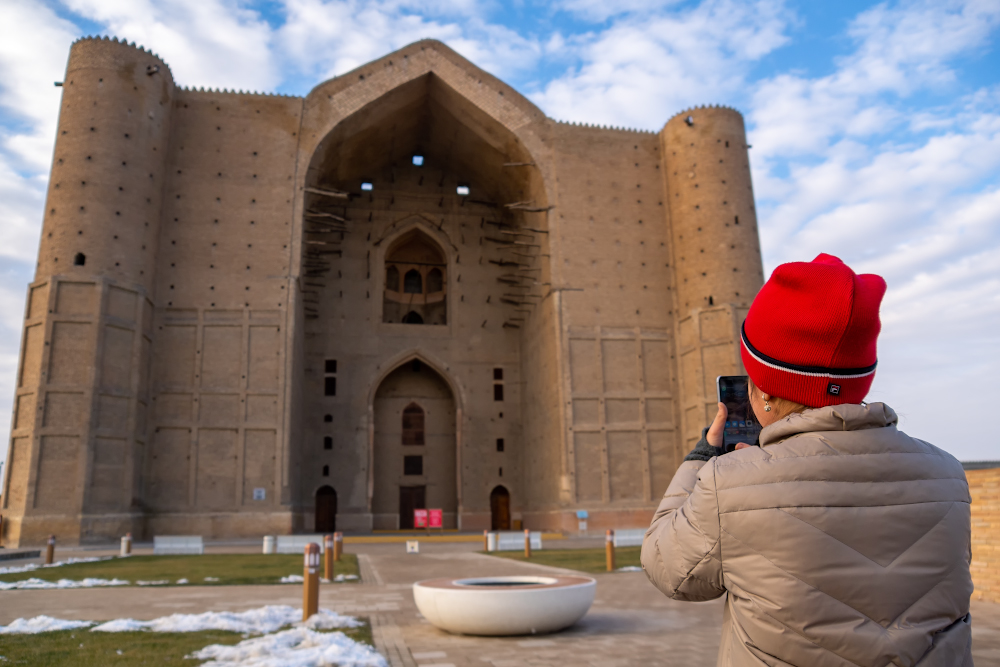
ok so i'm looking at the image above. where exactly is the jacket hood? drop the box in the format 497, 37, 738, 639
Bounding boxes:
760, 402, 898, 447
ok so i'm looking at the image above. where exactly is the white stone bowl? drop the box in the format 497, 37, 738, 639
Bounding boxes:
413, 575, 596, 636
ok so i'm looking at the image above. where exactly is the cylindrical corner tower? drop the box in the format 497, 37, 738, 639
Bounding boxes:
660, 107, 765, 451
1, 37, 173, 546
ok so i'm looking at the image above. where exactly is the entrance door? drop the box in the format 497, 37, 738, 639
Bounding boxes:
315, 486, 337, 533
490, 486, 510, 530
399, 486, 426, 529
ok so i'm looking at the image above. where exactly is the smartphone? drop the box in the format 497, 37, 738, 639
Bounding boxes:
716, 376, 762, 453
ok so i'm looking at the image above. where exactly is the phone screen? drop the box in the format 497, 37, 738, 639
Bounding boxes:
717, 376, 761, 452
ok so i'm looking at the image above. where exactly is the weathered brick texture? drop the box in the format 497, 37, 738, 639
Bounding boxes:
968, 467, 1000, 603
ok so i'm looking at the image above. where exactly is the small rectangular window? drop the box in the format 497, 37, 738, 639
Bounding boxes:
493, 368, 503, 380
496, 438, 504, 452
361, 182, 373, 191
404, 455, 423, 476
325, 359, 337, 374
412, 155, 424, 166
493, 384, 504, 401
456, 185, 470, 196
324, 376, 336, 396
324, 436, 333, 450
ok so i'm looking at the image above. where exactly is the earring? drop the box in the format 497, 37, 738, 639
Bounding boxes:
762, 392, 771, 412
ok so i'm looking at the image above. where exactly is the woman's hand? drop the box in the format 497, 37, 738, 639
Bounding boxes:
706, 402, 752, 451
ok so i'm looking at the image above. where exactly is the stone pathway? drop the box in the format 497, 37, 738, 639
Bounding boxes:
1, 541, 998, 665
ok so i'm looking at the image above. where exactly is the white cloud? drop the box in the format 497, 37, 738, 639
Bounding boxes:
529, 0, 791, 129
62, 0, 279, 91
275, 0, 542, 84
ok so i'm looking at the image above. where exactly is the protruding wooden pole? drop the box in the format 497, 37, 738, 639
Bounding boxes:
524, 529, 531, 559
606, 529, 615, 572
303, 543, 320, 621
323, 535, 334, 581
333, 532, 343, 562
45, 535, 55, 565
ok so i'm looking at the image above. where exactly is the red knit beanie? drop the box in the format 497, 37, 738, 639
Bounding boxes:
740, 253, 887, 408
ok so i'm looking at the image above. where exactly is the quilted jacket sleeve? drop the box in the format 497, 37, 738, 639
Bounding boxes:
641, 458, 725, 601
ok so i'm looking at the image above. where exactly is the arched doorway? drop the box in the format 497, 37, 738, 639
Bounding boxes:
490, 485, 510, 530
315, 486, 337, 533
372, 359, 456, 530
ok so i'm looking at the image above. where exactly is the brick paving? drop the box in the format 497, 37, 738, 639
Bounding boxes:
1, 541, 998, 665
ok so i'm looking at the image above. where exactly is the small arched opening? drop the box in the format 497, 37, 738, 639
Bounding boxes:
382, 229, 446, 325
315, 485, 337, 533
490, 485, 511, 531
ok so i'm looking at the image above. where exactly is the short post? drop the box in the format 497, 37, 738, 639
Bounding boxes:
263, 535, 276, 554
524, 529, 531, 559
323, 534, 334, 581
303, 543, 320, 621
45, 535, 55, 565
120, 532, 132, 557
333, 532, 343, 562
606, 529, 615, 572
483, 529, 489, 551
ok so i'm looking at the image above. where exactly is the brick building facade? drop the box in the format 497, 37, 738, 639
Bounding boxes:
0, 37, 764, 545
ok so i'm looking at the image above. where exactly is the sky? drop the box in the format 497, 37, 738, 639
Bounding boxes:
0, 0, 997, 480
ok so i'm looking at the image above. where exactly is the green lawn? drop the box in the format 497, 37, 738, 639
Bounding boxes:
0, 553, 359, 587
485, 546, 641, 573
0, 621, 373, 666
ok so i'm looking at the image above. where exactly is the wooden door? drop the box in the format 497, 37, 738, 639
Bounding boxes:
490, 486, 510, 530
399, 486, 426, 529
315, 486, 337, 533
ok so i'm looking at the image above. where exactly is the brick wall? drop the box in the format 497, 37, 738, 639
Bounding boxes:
968, 467, 1000, 603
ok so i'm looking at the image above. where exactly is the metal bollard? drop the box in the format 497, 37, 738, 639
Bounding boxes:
324, 535, 334, 581
263, 535, 276, 554
524, 529, 531, 559
606, 529, 615, 572
483, 529, 489, 551
120, 533, 132, 557
333, 532, 343, 562
45, 535, 55, 565
303, 543, 320, 621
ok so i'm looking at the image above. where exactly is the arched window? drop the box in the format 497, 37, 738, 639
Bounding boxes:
386, 265, 400, 291
426, 268, 443, 293
322, 465, 330, 476
402, 403, 425, 445
383, 229, 447, 325
404, 269, 422, 294
74, 253, 86, 266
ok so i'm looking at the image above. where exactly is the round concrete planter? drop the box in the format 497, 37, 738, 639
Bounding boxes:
413, 575, 596, 636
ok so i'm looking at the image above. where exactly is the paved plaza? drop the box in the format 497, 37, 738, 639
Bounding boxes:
2, 541, 999, 665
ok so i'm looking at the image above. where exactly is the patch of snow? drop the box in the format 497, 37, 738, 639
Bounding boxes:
280, 574, 304, 583
136, 580, 168, 586
0, 616, 94, 634
0, 556, 110, 575
176, 578, 189, 584
204, 577, 220, 582
189, 627, 386, 667
0, 577, 129, 590
334, 574, 359, 582
91, 605, 360, 635
616, 566, 643, 572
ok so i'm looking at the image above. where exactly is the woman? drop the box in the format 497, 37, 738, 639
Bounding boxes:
641, 254, 972, 667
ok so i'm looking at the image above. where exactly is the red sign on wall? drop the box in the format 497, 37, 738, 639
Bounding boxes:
428, 509, 443, 529
413, 509, 428, 528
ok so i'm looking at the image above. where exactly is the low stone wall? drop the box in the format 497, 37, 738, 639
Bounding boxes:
968, 468, 1000, 603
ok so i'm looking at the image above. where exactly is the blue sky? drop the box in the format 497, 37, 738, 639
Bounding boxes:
0, 0, 998, 479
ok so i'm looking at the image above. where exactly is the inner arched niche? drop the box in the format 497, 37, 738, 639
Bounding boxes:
383, 229, 447, 325
301, 73, 551, 327
305, 73, 546, 207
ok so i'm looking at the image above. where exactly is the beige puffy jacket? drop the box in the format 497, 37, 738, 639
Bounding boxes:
641, 403, 973, 667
